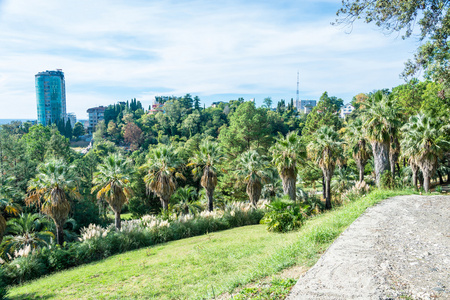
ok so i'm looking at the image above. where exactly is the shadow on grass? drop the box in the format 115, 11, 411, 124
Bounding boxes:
8, 292, 55, 299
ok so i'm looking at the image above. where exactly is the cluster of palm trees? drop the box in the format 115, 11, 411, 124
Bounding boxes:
2, 91, 448, 248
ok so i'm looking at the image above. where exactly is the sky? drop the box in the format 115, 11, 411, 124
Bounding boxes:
0, 0, 423, 120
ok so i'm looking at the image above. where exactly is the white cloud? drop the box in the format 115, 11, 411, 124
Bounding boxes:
0, 0, 421, 119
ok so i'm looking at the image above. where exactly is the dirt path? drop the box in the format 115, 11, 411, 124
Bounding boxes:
287, 195, 450, 300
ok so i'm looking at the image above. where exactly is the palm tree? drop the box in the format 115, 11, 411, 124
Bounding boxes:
188, 141, 223, 211
1, 213, 54, 257
270, 131, 306, 201
171, 186, 202, 215
363, 92, 401, 186
26, 158, 79, 245
91, 154, 133, 230
401, 113, 449, 192
307, 126, 344, 209
142, 145, 184, 211
235, 150, 268, 207
346, 118, 371, 182
0, 177, 21, 244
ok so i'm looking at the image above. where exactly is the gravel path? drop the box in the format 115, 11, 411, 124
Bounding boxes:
287, 195, 450, 300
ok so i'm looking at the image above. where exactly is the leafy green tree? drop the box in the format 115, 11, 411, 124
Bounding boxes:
142, 145, 184, 210
21, 125, 52, 163
346, 118, 371, 182
91, 154, 133, 230
45, 128, 72, 161
302, 92, 343, 138
72, 122, 85, 138
235, 150, 268, 207
270, 132, 306, 201
401, 114, 449, 192
263, 97, 273, 109
336, 1, 450, 88
307, 126, 344, 209
188, 141, 224, 211
26, 158, 79, 245
219, 101, 271, 156
93, 120, 107, 143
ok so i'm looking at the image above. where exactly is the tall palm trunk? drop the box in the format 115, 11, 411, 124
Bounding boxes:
247, 180, 262, 207
410, 160, 419, 189
371, 141, 390, 186
418, 157, 437, 193
206, 188, 214, 211
55, 222, 64, 245
389, 138, 400, 180
280, 167, 296, 201
160, 196, 169, 210
355, 158, 367, 182
201, 166, 217, 212
322, 168, 334, 210
114, 211, 121, 230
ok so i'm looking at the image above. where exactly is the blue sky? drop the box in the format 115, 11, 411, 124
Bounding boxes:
0, 0, 422, 119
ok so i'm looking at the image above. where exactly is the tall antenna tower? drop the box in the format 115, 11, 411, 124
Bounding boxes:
296, 71, 299, 102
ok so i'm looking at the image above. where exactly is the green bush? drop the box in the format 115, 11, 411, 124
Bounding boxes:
261, 199, 305, 233
1, 206, 266, 286
380, 170, 395, 189
0, 269, 8, 300
435, 185, 443, 193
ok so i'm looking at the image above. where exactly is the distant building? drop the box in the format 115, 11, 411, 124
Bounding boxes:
87, 106, 106, 133
340, 104, 355, 118
35, 69, 66, 125
211, 101, 225, 108
67, 113, 77, 127
295, 100, 317, 114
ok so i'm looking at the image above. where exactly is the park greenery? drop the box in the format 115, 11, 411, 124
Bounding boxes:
0, 78, 448, 298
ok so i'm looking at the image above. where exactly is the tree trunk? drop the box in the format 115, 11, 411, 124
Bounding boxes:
206, 188, 214, 211
447, 170, 450, 183
115, 211, 121, 230
411, 168, 418, 189
355, 158, 366, 182
56, 223, 64, 245
280, 167, 296, 201
371, 141, 390, 186
423, 173, 431, 193
322, 175, 326, 200
160, 197, 169, 211
114, 211, 122, 230
437, 170, 444, 185
325, 175, 332, 210
247, 180, 262, 208
389, 138, 400, 180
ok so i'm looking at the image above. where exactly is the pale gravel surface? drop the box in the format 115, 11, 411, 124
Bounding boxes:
287, 195, 450, 300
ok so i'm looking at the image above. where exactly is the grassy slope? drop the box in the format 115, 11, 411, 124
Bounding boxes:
9, 189, 414, 300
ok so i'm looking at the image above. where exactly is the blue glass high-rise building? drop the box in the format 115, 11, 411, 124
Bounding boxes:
35, 69, 66, 125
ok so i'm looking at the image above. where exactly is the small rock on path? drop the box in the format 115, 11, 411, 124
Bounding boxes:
287, 195, 450, 300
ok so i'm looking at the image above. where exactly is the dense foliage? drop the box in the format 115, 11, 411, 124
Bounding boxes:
0, 81, 448, 293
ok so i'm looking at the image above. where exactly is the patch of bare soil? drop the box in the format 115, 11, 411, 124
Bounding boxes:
287, 195, 450, 300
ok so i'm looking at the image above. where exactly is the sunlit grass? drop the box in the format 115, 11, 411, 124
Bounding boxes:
9, 188, 415, 299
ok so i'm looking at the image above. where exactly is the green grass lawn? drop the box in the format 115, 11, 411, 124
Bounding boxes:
8, 189, 415, 300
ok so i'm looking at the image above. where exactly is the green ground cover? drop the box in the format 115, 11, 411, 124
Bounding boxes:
8, 189, 414, 300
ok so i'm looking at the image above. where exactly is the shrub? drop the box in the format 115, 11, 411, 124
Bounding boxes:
380, 170, 395, 189
341, 181, 370, 202
1, 202, 267, 286
435, 185, 443, 193
0, 268, 7, 300
261, 199, 306, 233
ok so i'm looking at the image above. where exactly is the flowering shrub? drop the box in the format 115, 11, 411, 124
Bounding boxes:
0, 201, 267, 287
80, 224, 109, 241
341, 181, 370, 202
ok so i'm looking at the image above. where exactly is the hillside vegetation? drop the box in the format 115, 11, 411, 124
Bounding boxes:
8, 189, 414, 300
